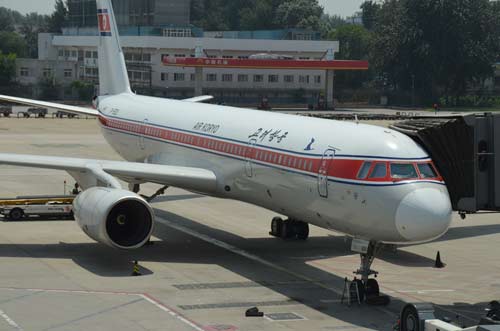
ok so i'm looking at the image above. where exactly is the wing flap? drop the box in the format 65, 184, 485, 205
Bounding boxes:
0, 153, 217, 194
0, 95, 98, 117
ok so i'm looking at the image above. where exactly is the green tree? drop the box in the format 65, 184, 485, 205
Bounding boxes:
0, 31, 27, 56
20, 13, 49, 58
329, 25, 372, 88
0, 52, 17, 85
0, 7, 25, 31
360, 1, 380, 31
71, 80, 95, 101
274, 0, 323, 30
371, 0, 500, 104
47, 0, 68, 33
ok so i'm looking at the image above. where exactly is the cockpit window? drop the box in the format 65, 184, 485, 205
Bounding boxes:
417, 163, 438, 178
369, 163, 387, 179
391, 163, 418, 179
357, 162, 372, 179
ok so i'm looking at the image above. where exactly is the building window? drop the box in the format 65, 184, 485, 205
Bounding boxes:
162, 28, 192, 38
64, 50, 70, 57
222, 55, 233, 59
190, 73, 196, 81
268, 75, 279, 83
299, 56, 310, 60
253, 75, 264, 83
299, 75, 310, 84
42, 68, 53, 78
71, 50, 77, 57
58, 49, 63, 57
92, 51, 98, 58
238, 55, 249, 59
206, 74, 217, 82
85, 51, 92, 58
238, 74, 248, 82
142, 53, 151, 62
174, 73, 185, 81
314, 75, 322, 84
284, 75, 294, 83
174, 54, 186, 58
64, 69, 73, 78
161, 73, 168, 81
20, 67, 29, 77
85, 67, 98, 77
222, 74, 233, 82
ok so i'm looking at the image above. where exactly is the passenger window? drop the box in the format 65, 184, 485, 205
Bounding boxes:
391, 163, 418, 179
357, 162, 372, 179
417, 163, 438, 178
369, 163, 387, 179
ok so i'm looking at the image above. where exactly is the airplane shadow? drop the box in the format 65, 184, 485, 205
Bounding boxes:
0, 209, 498, 327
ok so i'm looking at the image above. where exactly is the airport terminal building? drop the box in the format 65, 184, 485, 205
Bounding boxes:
16, 0, 340, 105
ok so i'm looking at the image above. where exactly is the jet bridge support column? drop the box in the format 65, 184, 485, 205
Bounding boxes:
195, 67, 203, 96
194, 45, 203, 96
325, 70, 335, 110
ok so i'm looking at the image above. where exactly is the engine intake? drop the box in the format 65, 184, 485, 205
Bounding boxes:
73, 187, 154, 249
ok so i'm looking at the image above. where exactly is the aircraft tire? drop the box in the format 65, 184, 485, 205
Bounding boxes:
271, 217, 283, 237
280, 220, 293, 239
296, 222, 309, 240
364, 278, 379, 297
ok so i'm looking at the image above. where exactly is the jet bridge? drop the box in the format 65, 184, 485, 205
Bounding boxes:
391, 113, 500, 214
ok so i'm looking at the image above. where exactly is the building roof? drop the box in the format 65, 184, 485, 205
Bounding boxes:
52, 35, 339, 53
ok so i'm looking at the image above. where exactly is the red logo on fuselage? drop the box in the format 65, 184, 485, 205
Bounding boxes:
98, 12, 111, 34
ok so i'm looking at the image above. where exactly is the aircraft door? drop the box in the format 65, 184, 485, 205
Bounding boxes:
245, 139, 257, 177
139, 118, 148, 150
318, 148, 335, 198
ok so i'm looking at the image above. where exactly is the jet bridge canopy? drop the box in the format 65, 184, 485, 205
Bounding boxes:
391, 113, 500, 213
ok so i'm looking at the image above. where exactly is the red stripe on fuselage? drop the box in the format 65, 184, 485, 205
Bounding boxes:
98, 115, 443, 184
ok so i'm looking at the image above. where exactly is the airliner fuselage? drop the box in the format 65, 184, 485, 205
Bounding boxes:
98, 93, 452, 244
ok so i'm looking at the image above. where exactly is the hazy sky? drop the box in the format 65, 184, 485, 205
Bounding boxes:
0, 0, 364, 17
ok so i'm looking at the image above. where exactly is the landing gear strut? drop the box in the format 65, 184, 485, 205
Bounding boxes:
352, 240, 384, 301
270, 217, 309, 240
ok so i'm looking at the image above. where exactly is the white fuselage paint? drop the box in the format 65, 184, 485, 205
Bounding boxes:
96, 93, 452, 244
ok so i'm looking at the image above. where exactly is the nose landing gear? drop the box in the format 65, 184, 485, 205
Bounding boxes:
270, 217, 309, 240
350, 240, 390, 304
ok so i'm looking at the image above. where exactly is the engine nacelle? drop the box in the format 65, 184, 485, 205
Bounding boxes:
73, 187, 154, 249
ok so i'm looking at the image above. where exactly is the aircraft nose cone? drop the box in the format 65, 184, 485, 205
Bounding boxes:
395, 188, 452, 242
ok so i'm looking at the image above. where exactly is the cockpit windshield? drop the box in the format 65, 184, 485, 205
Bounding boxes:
417, 163, 438, 178
390, 163, 418, 179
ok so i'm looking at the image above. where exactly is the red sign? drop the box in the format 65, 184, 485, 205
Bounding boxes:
162, 57, 369, 71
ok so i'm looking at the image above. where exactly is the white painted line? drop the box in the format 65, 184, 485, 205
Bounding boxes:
385, 289, 455, 294
140, 294, 205, 331
0, 309, 23, 331
0, 287, 204, 331
157, 216, 397, 318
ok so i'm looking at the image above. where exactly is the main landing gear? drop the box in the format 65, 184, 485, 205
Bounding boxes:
270, 217, 309, 240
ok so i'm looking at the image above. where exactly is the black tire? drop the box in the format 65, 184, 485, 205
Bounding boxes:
8, 208, 24, 221
296, 222, 309, 240
401, 305, 420, 331
365, 278, 380, 297
280, 220, 292, 239
271, 217, 283, 237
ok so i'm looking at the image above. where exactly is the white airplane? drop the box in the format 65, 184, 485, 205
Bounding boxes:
0, 0, 452, 297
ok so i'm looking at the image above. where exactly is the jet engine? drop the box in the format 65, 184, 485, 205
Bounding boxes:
73, 187, 154, 249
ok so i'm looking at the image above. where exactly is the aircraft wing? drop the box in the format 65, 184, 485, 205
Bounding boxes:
0, 95, 98, 117
182, 95, 214, 103
0, 153, 217, 194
